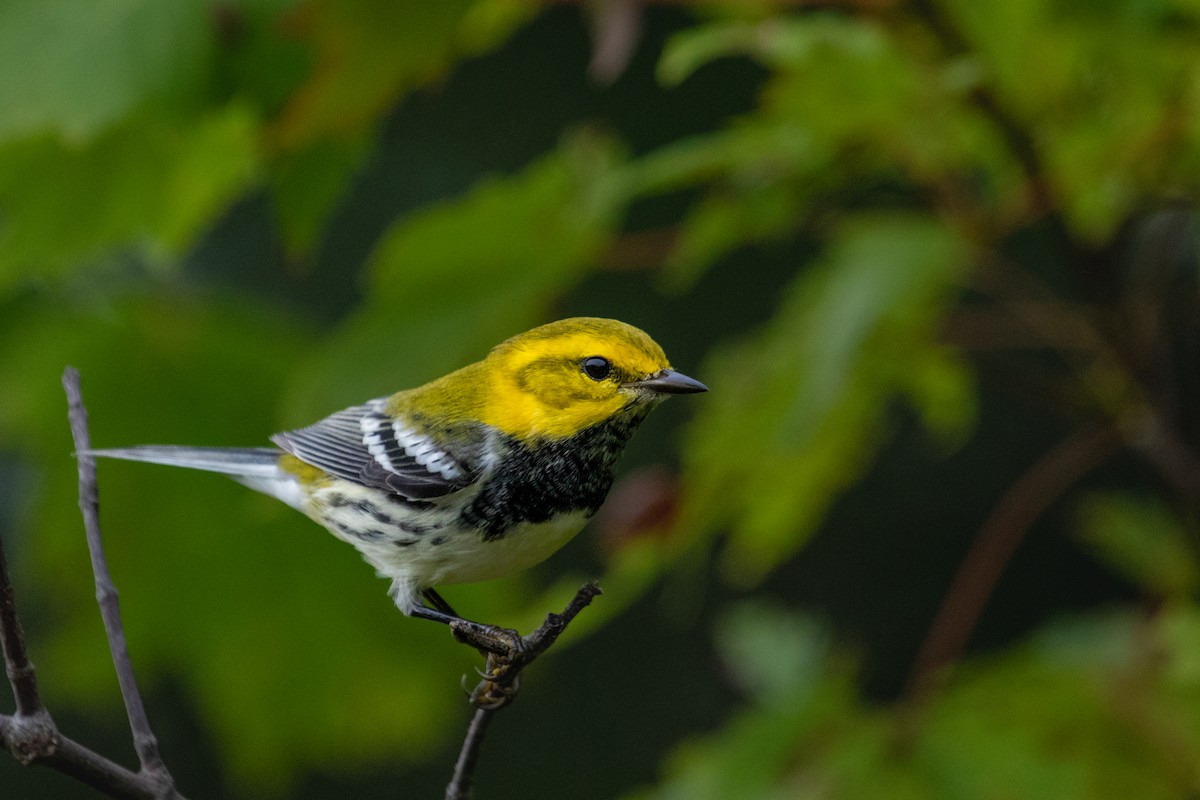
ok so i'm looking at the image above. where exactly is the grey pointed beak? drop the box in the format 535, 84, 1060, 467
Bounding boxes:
625, 369, 708, 395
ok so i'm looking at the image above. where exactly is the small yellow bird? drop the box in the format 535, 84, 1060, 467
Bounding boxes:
87, 317, 706, 627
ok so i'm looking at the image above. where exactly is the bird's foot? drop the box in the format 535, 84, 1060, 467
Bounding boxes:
448, 621, 528, 709
448, 620, 524, 659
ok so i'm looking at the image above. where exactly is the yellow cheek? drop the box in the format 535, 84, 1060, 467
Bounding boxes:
481, 371, 628, 441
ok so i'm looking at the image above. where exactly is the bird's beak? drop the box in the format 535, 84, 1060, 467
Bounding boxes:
624, 369, 708, 395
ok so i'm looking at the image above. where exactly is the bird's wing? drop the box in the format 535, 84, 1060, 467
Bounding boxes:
270, 399, 481, 500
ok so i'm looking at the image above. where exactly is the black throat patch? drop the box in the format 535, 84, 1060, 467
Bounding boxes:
461, 408, 649, 540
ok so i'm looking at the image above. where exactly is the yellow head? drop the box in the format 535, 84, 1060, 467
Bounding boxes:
472, 317, 706, 441
395, 318, 706, 440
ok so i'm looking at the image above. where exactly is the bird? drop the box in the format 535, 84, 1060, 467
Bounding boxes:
84, 317, 706, 630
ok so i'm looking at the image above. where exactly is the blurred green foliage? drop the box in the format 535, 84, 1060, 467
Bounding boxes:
634, 603, 1200, 800
3, 1, 1200, 798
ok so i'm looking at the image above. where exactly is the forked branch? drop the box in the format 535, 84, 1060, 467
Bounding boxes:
0, 368, 184, 798
445, 582, 602, 800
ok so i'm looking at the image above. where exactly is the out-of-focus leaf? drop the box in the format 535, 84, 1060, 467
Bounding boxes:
0, 0, 212, 143
941, 0, 1200, 241
622, 122, 817, 203
459, 0, 543, 49
715, 601, 829, 705
679, 214, 972, 584
268, 137, 369, 256
635, 608, 1200, 800
658, 24, 755, 86
658, 14, 886, 87
1160, 604, 1200, 738
626, 605, 864, 800
665, 177, 807, 287
283, 132, 626, 421
0, 105, 258, 290
921, 611, 1199, 800
640, 14, 1017, 286
270, 0, 528, 150
1076, 492, 1198, 598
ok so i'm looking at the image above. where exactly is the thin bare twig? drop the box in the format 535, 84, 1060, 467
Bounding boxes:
1, 369, 187, 798
445, 582, 602, 800
0, 533, 43, 719
968, 255, 1200, 510
0, 711, 164, 800
2, 490, 164, 798
0, 517, 57, 772
445, 708, 495, 800
63, 368, 178, 798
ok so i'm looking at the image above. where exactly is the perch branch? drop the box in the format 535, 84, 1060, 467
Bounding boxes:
0, 531, 43, 719
445, 582, 602, 800
63, 368, 177, 797
0, 370, 186, 798
2, 501, 157, 797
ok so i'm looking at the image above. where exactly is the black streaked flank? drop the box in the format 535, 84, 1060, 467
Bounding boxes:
326, 493, 397, 525
334, 520, 386, 542
380, 493, 436, 511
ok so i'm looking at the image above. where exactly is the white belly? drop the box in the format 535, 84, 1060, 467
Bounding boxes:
396, 511, 590, 586
301, 479, 590, 612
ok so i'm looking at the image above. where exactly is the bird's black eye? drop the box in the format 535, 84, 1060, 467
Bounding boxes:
581, 356, 612, 381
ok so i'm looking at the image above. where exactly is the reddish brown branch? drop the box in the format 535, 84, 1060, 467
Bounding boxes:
905, 424, 1121, 701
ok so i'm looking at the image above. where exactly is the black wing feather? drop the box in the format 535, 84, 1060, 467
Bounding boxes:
271, 400, 480, 499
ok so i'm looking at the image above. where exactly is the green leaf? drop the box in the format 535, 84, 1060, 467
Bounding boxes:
921, 610, 1200, 800
0, 105, 259, 290
659, 14, 887, 87
640, 13, 1018, 288
939, 0, 1200, 241
679, 214, 972, 584
0, 0, 213, 143
634, 606, 1200, 800
714, 602, 830, 705
1075, 492, 1198, 598
664, 163, 809, 286
268, 137, 369, 256
271, 0, 527, 150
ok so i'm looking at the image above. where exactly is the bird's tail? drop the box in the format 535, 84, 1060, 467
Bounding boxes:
82, 445, 280, 476
82, 446, 305, 509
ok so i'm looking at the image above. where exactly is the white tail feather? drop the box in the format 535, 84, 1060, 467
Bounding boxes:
82, 446, 280, 476
83, 446, 305, 509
